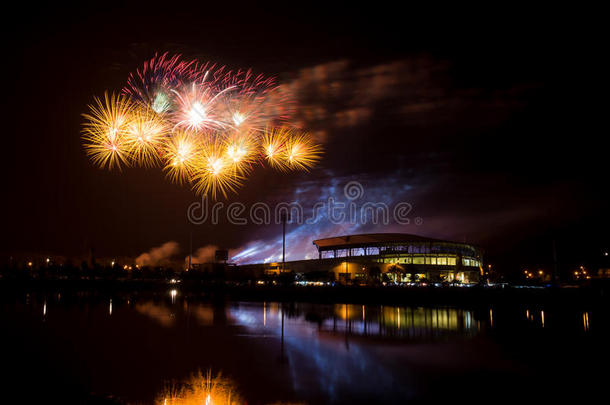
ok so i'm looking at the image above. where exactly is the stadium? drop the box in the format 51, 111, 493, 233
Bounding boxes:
240, 233, 484, 284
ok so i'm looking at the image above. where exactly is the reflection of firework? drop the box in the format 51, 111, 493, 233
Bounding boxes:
83, 54, 323, 198
156, 369, 242, 405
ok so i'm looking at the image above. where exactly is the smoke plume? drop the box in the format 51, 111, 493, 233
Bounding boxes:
135, 241, 180, 267
188, 244, 219, 264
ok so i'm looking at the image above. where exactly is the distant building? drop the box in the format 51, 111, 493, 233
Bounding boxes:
238, 233, 484, 284
597, 268, 610, 278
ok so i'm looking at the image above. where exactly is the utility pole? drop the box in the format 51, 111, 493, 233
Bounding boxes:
188, 231, 192, 271
281, 212, 290, 272
552, 239, 559, 284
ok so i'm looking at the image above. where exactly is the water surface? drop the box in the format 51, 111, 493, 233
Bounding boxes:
0, 290, 606, 403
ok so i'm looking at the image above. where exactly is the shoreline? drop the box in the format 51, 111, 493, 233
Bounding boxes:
1, 278, 608, 308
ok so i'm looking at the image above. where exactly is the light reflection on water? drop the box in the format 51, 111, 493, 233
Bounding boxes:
223, 302, 480, 402
227, 302, 479, 339
2, 290, 606, 404
155, 370, 243, 405
130, 294, 598, 403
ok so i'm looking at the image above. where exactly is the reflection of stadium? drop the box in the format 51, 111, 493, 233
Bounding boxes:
241, 233, 484, 284
323, 304, 478, 339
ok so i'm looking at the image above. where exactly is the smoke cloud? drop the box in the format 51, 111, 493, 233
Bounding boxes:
135, 241, 180, 267
188, 244, 218, 265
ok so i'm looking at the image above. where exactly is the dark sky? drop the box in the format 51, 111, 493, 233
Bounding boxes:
2, 3, 606, 275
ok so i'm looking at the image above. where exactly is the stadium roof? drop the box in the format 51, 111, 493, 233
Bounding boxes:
312, 233, 465, 250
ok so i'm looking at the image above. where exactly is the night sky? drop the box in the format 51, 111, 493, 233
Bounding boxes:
2, 3, 606, 276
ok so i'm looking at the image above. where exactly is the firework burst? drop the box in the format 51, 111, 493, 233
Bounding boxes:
172, 81, 235, 132
83, 54, 323, 198
224, 130, 258, 176
125, 106, 169, 167
124, 52, 202, 114
284, 131, 322, 170
82, 92, 134, 169
162, 130, 199, 184
219, 69, 285, 132
192, 136, 243, 199
261, 127, 289, 171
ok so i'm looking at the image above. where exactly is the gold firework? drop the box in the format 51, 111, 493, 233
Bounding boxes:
224, 130, 257, 176
223, 96, 269, 133
81, 92, 134, 169
192, 136, 243, 199
261, 127, 290, 171
162, 130, 199, 184
261, 127, 322, 171
84, 57, 324, 199
155, 370, 243, 405
124, 106, 169, 167
284, 131, 322, 170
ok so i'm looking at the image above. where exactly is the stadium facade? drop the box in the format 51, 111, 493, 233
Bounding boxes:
239, 233, 484, 284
